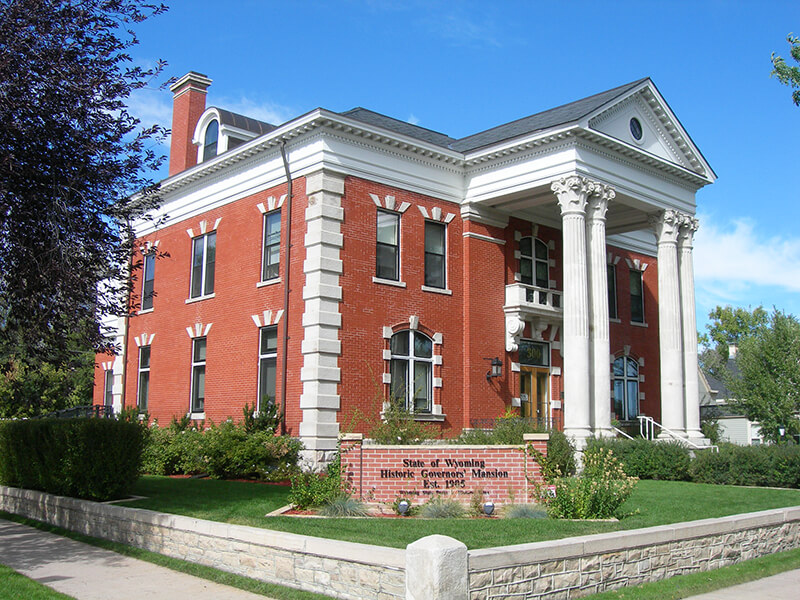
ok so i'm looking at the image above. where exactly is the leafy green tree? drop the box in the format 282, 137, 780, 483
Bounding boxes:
771, 33, 800, 106
698, 305, 769, 379
726, 310, 800, 444
0, 0, 168, 361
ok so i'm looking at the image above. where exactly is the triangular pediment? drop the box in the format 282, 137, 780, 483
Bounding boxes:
586, 81, 713, 180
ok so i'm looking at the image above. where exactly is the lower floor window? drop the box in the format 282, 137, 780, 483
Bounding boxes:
103, 369, 113, 407
613, 355, 639, 420
390, 330, 433, 413
191, 338, 206, 413
258, 326, 277, 410
137, 346, 151, 413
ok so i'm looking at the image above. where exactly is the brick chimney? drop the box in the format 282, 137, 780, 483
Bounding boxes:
168, 71, 212, 176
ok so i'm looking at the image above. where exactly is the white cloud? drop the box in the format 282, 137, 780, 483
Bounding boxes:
407, 114, 420, 125
218, 96, 297, 127
694, 214, 800, 320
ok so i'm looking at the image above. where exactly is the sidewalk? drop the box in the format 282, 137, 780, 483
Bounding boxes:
0, 519, 274, 600
682, 568, 800, 599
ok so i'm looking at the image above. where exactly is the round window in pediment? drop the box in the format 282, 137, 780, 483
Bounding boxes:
629, 117, 643, 142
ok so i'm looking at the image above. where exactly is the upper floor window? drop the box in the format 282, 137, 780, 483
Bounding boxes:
607, 264, 618, 320
202, 119, 218, 162
190, 232, 216, 299
390, 330, 433, 413
520, 237, 548, 288
613, 355, 639, 421
258, 326, 277, 410
630, 270, 644, 323
376, 210, 400, 281
141, 252, 155, 311
262, 210, 281, 281
137, 346, 151, 413
191, 337, 207, 413
424, 221, 446, 289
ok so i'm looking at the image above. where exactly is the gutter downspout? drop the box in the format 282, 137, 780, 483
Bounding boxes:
279, 141, 293, 435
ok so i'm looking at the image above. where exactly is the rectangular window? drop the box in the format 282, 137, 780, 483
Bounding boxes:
607, 264, 618, 319
142, 253, 155, 310
191, 337, 207, 413
258, 326, 277, 411
630, 270, 644, 323
137, 346, 151, 412
376, 210, 399, 281
261, 211, 281, 281
424, 221, 446, 289
103, 370, 114, 407
190, 232, 216, 299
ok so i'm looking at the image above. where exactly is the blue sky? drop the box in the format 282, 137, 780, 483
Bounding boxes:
128, 0, 800, 335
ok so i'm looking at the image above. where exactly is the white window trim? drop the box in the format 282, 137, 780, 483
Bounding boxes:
424, 220, 448, 291
137, 346, 151, 413
190, 337, 207, 415
260, 209, 281, 283
189, 232, 216, 301
257, 326, 278, 412
376, 209, 402, 283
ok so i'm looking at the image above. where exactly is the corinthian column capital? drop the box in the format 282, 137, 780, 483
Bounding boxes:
650, 209, 682, 245
678, 214, 699, 248
551, 176, 594, 215
587, 184, 615, 221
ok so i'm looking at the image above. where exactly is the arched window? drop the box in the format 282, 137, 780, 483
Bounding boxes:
390, 330, 433, 413
613, 356, 639, 421
202, 119, 219, 162
520, 237, 548, 288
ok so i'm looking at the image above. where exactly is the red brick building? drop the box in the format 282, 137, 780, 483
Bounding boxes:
95, 73, 715, 465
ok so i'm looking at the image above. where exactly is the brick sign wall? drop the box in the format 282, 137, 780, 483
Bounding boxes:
339, 433, 548, 506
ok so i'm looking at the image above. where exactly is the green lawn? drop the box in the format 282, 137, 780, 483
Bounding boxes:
0, 565, 74, 600
126, 476, 800, 550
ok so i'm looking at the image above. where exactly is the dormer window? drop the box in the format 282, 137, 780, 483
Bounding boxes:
202, 119, 218, 162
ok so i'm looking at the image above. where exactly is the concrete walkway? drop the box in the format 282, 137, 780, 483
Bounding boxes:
0, 519, 274, 600
683, 568, 800, 599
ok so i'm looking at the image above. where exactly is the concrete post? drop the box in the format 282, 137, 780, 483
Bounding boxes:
406, 535, 468, 600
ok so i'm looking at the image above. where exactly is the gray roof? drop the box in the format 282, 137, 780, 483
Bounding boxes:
339, 78, 649, 153
216, 108, 276, 136
339, 107, 457, 147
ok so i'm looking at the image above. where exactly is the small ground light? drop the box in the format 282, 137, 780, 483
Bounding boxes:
483, 501, 495, 516
398, 500, 410, 516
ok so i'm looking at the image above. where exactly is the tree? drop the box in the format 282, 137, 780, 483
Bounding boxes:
771, 33, 800, 106
726, 310, 800, 444
0, 0, 168, 362
698, 305, 768, 379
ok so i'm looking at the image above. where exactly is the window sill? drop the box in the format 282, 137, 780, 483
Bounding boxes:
609, 317, 621, 324
630, 321, 648, 328
257, 278, 281, 288
188, 412, 205, 420
380, 411, 446, 422
373, 277, 407, 288
138, 308, 154, 315
185, 293, 215, 304
421, 285, 452, 296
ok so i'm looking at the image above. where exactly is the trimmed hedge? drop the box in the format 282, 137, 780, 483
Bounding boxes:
690, 443, 800, 488
587, 437, 692, 481
0, 418, 144, 501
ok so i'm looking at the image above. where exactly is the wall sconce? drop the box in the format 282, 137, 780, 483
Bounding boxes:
485, 357, 502, 381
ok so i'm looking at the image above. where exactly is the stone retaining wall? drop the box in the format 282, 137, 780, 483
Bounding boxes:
0, 485, 404, 600
2, 484, 800, 600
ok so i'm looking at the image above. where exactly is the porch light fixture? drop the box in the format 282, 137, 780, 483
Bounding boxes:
483, 501, 495, 516
485, 357, 502, 381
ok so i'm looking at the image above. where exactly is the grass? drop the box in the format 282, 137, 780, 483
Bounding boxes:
0, 564, 75, 600
584, 546, 800, 599
123, 476, 800, 550
0, 512, 334, 600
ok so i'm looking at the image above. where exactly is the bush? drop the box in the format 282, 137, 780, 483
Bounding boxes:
689, 443, 800, 488
0, 418, 144, 501
587, 437, 691, 481
545, 429, 577, 478
457, 409, 546, 445
420, 496, 465, 518
288, 452, 346, 509
502, 503, 547, 519
543, 447, 637, 519
318, 494, 368, 517
368, 402, 438, 444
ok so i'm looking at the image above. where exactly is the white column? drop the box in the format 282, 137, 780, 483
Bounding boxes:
300, 169, 345, 468
552, 176, 593, 445
586, 184, 615, 437
679, 216, 704, 439
651, 210, 685, 437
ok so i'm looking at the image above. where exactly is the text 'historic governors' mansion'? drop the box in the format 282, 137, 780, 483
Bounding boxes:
94, 73, 715, 465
